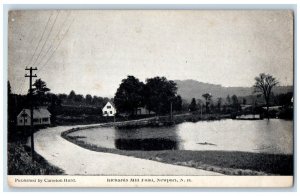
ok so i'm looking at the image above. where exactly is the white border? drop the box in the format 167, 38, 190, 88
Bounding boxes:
1, 1, 298, 193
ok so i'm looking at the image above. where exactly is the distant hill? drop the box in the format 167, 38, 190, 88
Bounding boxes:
174, 79, 293, 101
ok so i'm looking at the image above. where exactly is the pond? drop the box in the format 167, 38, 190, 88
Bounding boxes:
68, 119, 293, 155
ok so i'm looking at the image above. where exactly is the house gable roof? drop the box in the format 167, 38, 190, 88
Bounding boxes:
17, 107, 51, 119
102, 101, 115, 110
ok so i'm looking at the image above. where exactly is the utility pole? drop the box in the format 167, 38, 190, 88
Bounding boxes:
25, 67, 37, 162
113, 113, 116, 127
200, 104, 203, 119
170, 101, 173, 121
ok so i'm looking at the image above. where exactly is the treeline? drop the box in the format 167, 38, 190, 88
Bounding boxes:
186, 94, 251, 114
8, 80, 111, 109
114, 76, 182, 116
7, 80, 112, 129
55, 90, 111, 107
185, 92, 293, 117
113, 75, 293, 118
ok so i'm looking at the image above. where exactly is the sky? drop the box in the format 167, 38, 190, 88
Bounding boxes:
8, 10, 294, 97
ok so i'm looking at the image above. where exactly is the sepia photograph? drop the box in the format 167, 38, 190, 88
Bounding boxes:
6, 9, 294, 187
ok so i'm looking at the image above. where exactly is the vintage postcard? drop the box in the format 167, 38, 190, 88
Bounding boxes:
7, 10, 294, 187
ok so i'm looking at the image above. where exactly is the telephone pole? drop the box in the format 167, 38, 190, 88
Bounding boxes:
200, 104, 203, 119
25, 67, 37, 162
170, 101, 173, 121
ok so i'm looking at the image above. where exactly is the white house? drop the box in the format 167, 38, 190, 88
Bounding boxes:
17, 107, 51, 126
102, 102, 116, 117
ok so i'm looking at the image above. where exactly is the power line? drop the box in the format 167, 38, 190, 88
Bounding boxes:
14, 12, 71, 95
37, 19, 74, 74
14, 12, 53, 95
15, 69, 28, 95
17, 77, 26, 94
36, 12, 71, 68
31, 11, 60, 68
16, 11, 56, 95
25, 12, 53, 67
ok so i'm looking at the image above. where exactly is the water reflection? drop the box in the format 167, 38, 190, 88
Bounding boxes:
68, 119, 293, 154
115, 138, 178, 151
113, 127, 179, 150
176, 119, 293, 154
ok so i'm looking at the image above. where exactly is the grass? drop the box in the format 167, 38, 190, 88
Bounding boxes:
7, 142, 64, 175
62, 130, 293, 176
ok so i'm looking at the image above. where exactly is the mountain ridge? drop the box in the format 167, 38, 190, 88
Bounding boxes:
174, 79, 293, 101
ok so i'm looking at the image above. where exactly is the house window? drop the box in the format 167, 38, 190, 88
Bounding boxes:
42, 118, 49, 122
25, 119, 27, 123
20, 119, 23, 123
104, 111, 108, 114
110, 111, 112, 114
107, 106, 111, 109
33, 119, 39, 123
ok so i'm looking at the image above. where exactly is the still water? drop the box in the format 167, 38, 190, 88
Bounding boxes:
68, 119, 293, 154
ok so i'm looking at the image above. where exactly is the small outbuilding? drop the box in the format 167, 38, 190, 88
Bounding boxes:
136, 107, 155, 115
262, 106, 282, 112
102, 102, 116, 117
17, 107, 51, 126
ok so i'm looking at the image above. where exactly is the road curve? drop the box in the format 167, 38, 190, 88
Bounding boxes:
34, 124, 222, 175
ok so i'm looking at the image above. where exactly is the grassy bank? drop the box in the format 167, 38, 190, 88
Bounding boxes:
62, 129, 293, 175
53, 110, 231, 127
8, 142, 64, 175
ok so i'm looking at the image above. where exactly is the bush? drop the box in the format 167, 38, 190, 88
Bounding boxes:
278, 107, 293, 120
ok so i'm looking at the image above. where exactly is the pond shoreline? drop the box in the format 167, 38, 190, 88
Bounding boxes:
61, 113, 232, 133
61, 117, 293, 176
60, 114, 232, 140
62, 132, 293, 175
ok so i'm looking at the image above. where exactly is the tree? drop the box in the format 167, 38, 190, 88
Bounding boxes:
189, 98, 197, 112
85, 94, 92, 105
181, 99, 190, 112
74, 94, 84, 103
217, 97, 223, 113
173, 95, 183, 112
32, 78, 50, 106
58, 93, 67, 100
8, 81, 14, 124
114, 75, 145, 115
68, 90, 76, 103
47, 93, 61, 124
231, 94, 240, 112
253, 73, 279, 118
242, 98, 247, 105
32, 79, 50, 95
196, 99, 204, 113
226, 95, 231, 105
92, 96, 105, 106
144, 76, 178, 114
8, 81, 11, 96
210, 102, 216, 113
275, 92, 293, 107
202, 93, 212, 113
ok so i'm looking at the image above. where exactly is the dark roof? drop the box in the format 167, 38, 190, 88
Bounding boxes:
17, 107, 51, 118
